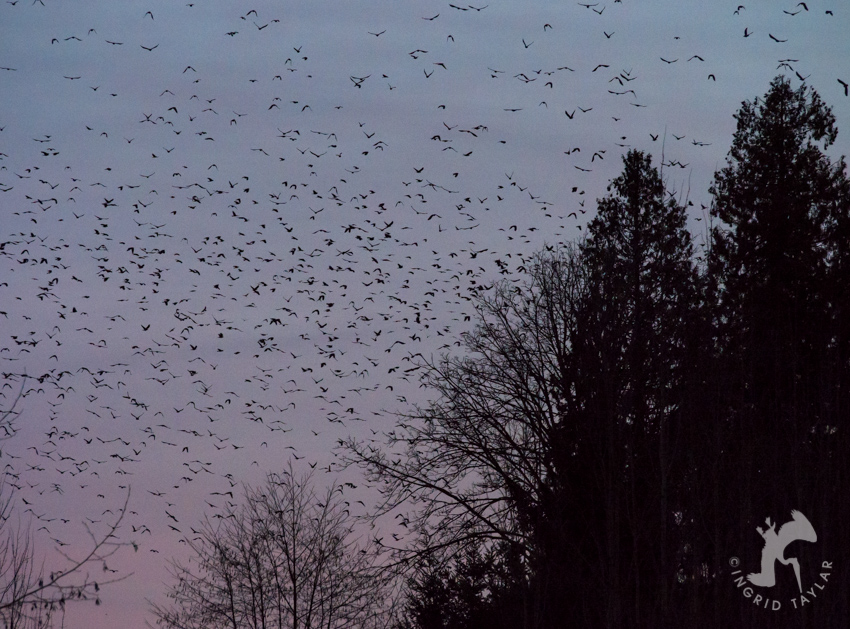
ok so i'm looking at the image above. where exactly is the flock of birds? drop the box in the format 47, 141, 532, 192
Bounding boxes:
0, 1, 848, 626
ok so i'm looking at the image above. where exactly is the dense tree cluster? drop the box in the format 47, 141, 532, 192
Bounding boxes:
154, 76, 848, 629
345, 76, 850, 628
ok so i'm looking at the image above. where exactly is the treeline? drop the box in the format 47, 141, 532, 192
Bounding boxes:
347, 75, 850, 629
155, 76, 850, 629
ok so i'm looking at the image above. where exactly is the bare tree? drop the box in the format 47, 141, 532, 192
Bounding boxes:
342, 245, 591, 627
0, 377, 133, 629
153, 462, 392, 629
0, 485, 131, 629
344, 151, 701, 626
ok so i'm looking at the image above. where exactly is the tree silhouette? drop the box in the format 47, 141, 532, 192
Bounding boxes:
0, 379, 132, 629
349, 151, 702, 628
709, 76, 843, 441
153, 462, 391, 629
353, 79, 850, 628
704, 75, 850, 626
344, 245, 590, 628
398, 542, 524, 629
564, 149, 699, 627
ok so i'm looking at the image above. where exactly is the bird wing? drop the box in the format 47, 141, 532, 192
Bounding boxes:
777, 510, 817, 547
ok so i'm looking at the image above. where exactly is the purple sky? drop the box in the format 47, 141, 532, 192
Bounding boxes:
1, 1, 849, 626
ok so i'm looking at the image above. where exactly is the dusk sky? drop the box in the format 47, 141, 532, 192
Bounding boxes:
1, 1, 849, 626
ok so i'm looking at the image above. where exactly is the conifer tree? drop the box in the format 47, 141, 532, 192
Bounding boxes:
571, 149, 699, 627
706, 76, 850, 625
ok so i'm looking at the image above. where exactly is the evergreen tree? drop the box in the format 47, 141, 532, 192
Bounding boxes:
399, 543, 525, 629
361, 151, 703, 629
568, 149, 699, 627
706, 75, 850, 626
709, 76, 844, 428
361, 103, 850, 626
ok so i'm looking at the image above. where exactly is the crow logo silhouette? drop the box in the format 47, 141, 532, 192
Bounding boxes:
748, 510, 816, 593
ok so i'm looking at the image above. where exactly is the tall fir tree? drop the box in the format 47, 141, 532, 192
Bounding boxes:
559, 149, 699, 628
706, 75, 850, 626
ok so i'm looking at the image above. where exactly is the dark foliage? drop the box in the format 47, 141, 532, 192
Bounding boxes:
702, 75, 850, 627
371, 76, 850, 629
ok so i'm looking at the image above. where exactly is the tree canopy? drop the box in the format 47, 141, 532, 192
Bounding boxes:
351, 76, 850, 629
